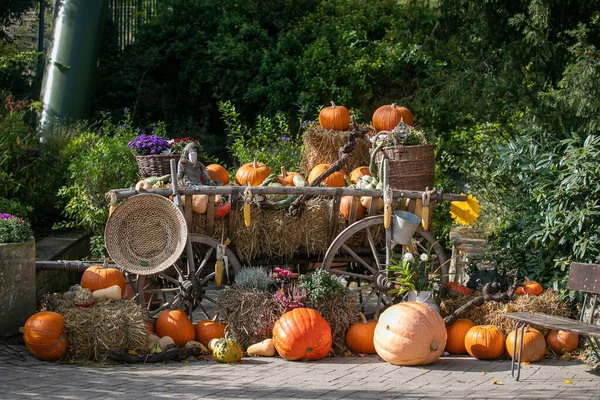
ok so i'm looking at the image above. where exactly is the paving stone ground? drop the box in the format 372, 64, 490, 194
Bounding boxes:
1, 340, 599, 400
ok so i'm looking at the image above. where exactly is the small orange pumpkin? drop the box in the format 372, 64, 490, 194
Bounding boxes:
195, 315, 227, 346
373, 302, 447, 366
206, 164, 229, 185
340, 196, 365, 220
372, 103, 414, 131
546, 330, 579, 354
505, 327, 546, 362
464, 325, 505, 360
445, 319, 475, 355
272, 308, 332, 361
80, 265, 126, 296
307, 164, 347, 187
278, 167, 303, 186
235, 160, 272, 186
345, 313, 377, 354
23, 311, 69, 361
444, 281, 473, 296
319, 101, 351, 131
156, 309, 196, 347
349, 166, 371, 184
523, 280, 543, 296
515, 286, 525, 296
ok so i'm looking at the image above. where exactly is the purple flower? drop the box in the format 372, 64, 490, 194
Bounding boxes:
123, 107, 129, 115
128, 134, 169, 156
279, 135, 291, 142
0, 213, 13, 220
120, 125, 126, 129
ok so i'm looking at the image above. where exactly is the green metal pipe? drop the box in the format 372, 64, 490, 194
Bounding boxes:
39, 0, 106, 130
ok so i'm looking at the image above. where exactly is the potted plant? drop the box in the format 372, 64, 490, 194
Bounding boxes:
128, 134, 179, 177
386, 250, 442, 312
0, 214, 36, 336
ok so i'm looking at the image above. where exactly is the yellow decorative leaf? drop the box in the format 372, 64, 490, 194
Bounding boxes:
128, 349, 137, 355
343, 350, 352, 357
449, 194, 480, 225
481, 371, 487, 375
565, 379, 572, 384
491, 380, 503, 385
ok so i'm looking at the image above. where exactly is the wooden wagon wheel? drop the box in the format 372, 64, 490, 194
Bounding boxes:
320, 215, 446, 318
135, 234, 241, 321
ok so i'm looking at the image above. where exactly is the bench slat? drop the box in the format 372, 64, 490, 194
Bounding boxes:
502, 312, 600, 338
567, 262, 600, 294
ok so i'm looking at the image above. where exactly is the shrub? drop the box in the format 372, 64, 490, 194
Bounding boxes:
0, 214, 33, 244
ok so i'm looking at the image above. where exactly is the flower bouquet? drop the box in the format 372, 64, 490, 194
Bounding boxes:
128, 134, 180, 178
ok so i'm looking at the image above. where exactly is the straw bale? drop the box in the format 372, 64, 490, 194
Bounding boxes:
300, 125, 373, 176
193, 198, 332, 264
216, 286, 285, 349
307, 290, 358, 354
440, 289, 571, 335
45, 295, 149, 362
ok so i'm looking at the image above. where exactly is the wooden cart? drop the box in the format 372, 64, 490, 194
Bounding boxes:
105, 159, 466, 320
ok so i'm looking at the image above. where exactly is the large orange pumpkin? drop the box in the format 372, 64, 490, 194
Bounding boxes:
546, 330, 579, 354
272, 308, 332, 361
445, 319, 475, 355
340, 196, 365, 220
80, 265, 126, 296
23, 311, 69, 361
373, 302, 447, 366
235, 160, 272, 186
506, 327, 546, 362
345, 313, 377, 354
195, 317, 227, 346
319, 101, 351, 131
278, 167, 303, 186
349, 166, 371, 184
372, 103, 414, 131
206, 164, 229, 185
307, 164, 347, 187
156, 309, 196, 347
464, 325, 505, 360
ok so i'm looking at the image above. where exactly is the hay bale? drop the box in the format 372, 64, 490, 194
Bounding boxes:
307, 290, 358, 354
45, 295, 149, 362
216, 285, 285, 349
300, 125, 373, 176
194, 198, 332, 264
440, 289, 571, 335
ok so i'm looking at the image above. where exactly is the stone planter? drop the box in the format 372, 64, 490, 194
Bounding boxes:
0, 238, 36, 337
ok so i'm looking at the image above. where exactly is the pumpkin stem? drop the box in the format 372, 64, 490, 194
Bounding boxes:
359, 312, 368, 324
281, 166, 288, 178
330, 101, 336, 108
212, 312, 220, 322
252, 159, 258, 169
390, 103, 396, 109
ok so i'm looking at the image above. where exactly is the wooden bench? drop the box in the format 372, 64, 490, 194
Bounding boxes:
502, 262, 600, 381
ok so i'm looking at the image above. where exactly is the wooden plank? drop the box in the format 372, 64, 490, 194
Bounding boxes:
206, 194, 215, 236
406, 198, 416, 214
328, 189, 343, 244
228, 187, 240, 240
502, 312, 600, 338
184, 194, 193, 232
108, 186, 467, 202
347, 195, 361, 225
567, 263, 600, 294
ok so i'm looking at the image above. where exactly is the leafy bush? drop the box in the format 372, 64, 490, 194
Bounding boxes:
0, 214, 33, 243
0, 197, 32, 219
55, 113, 139, 235
220, 100, 304, 172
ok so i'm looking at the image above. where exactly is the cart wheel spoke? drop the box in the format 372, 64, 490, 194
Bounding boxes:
194, 246, 214, 279
341, 244, 377, 274
365, 228, 382, 271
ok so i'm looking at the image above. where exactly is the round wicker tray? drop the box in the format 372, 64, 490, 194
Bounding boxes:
105, 194, 188, 275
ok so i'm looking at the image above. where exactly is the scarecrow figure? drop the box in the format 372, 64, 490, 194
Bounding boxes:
178, 142, 215, 187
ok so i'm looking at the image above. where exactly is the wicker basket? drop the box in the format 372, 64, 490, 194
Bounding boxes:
376, 144, 435, 191
104, 194, 188, 275
135, 154, 180, 178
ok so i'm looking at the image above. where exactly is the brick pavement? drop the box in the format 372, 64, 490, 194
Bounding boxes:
1, 340, 599, 400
